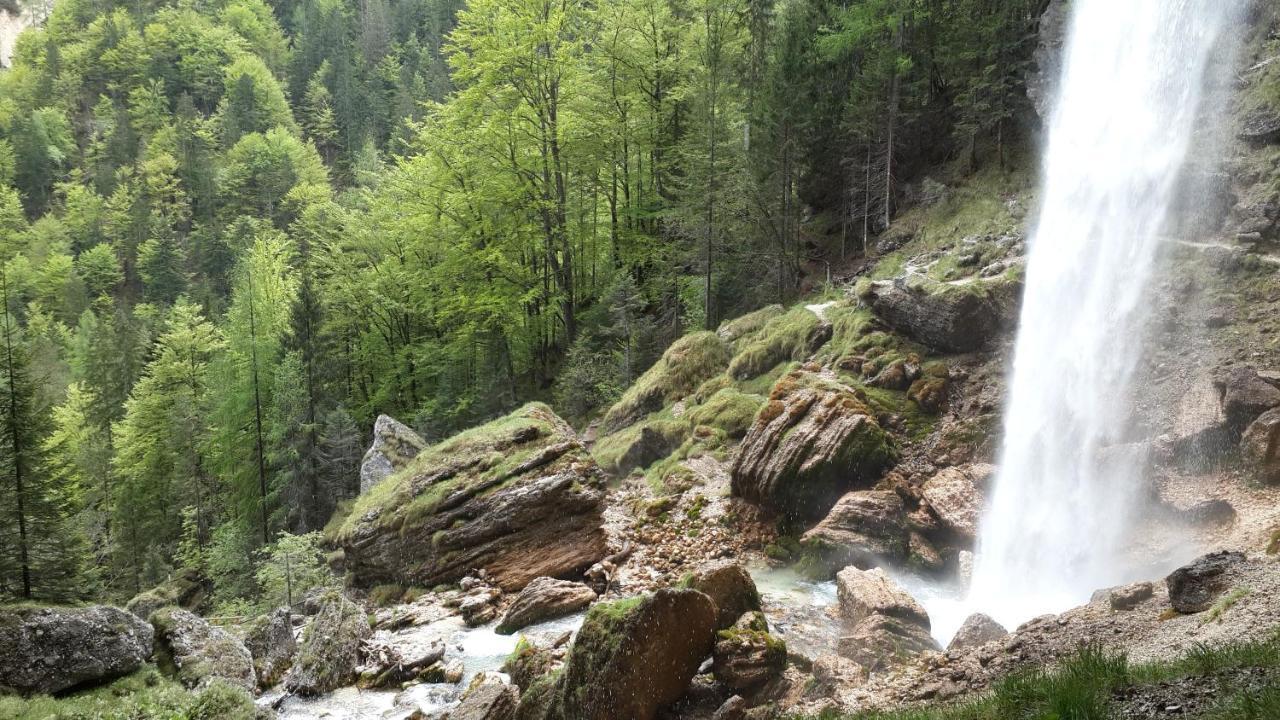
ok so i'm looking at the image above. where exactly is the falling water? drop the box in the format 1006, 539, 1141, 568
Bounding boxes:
966, 0, 1241, 631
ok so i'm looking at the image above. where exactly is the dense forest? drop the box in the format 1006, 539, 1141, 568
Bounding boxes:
0, 0, 1042, 609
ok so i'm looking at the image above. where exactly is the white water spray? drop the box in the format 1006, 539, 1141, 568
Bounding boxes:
966, 0, 1240, 631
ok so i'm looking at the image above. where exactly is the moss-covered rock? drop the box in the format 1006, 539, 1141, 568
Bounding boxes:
592, 416, 689, 476
125, 568, 211, 620
516, 589, 717, 720
338, 403, 607, 591
151, 608, 256, 693
864, 272, 1021, 353
711, 611, 786, 692
359, 413, 427, 494
602, 332, 731, 433
682, 560, 762, 631
0, 605, 155, 695
687, 388, 765, 439
285, 591, 370, 696
727, 305, 832, 381
731, 371, 897, 520
241, 607, 295, 690
717, 304, 785, 345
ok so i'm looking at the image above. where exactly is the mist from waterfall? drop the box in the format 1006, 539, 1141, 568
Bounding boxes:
965, 0, 1241, 632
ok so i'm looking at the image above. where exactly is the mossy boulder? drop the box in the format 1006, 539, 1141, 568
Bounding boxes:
711, 611, 786, 692
338, 403, 608, 591
285, 591, 370, 696
151, 607, 255, 693
717, 304, 785, 345
359, 413, 427, 494
516, 589, 717, 720
731, 371, 897, 520
125, 567, 211, 620
593, 416, 689, 476
602, 332, 731, 433
687, 387, 766, 439
0, 605, 155, 695
242, 607, 295, 689
727, 305, 832, 381
864, 272, 1020, 353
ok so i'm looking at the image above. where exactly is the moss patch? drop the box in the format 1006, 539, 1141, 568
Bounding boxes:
687, 387, 765, 439
593, 414, 691, 476
727, 305, 828, 380
717, 304, 785, 346
602, 332, 732, 433
0, 668, 254, 720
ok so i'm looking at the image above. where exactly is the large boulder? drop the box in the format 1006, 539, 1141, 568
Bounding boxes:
151, 607, 255, 693
602, 331, 731, 434
125, 568, 211, 620
454, 673, 520, 720
684, 561, 762, 631
338, 403, 608, 592
1166, 551, 1246, 614
861, 273, 1020, 353
837, 614, 939, 672
1219, 367, 1280, 430
496, 577, 597, 635
732, 371, 897, 520
920, 463, 994, 543
1026, 0, 1068, 118
517, 588, 717, 720
242, 607, 296, 689
360, 414, 427, 494
1242, 407, 1280, 484
711, 611, 786, 693
835, 567, 929, 629
286, 592, 371, 695
0, 605, 154, 695
800, 490, 909, 570
947, 613, 1008, 651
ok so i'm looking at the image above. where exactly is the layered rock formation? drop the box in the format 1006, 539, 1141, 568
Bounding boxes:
496, 577, 597, 635
800, 490, 908, 569
732, 371, 897, 519
861, 272, 1021, 353
338, 403, 608, 591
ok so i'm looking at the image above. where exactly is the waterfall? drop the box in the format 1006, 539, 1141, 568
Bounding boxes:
966, 0, 1241, 631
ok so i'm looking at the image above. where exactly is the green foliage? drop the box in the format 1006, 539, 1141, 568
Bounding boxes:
602, 332, 732, 433
255, 530, 332, 609
686, 387, 765, 438
0, 666, 229, 720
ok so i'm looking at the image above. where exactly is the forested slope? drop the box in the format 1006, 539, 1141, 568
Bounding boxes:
0, 0, 1043, 608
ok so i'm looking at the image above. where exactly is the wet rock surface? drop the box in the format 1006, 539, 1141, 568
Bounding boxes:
801, 490, 908, 569
286, 592, 371, 696
496, 577, 596, 635
1165, 550, 1246, 613
711, 611, 787, 693
862, 273, 1020, 353
0, 605, 154, 695
685, 561, 763, 631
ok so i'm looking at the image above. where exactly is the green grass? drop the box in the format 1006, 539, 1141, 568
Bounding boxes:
1202, 587, 1251, 625
0, 667, 255, 720
788, 632, 1280, 720
601, 331, 731, 433
686, 387, 765, 439
592, 413, 690, 475
717, 303, 786, 346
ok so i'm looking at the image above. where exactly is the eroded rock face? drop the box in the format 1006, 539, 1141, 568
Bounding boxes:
685, 561, 762, 631
517, 588, 717, 720
1027, 0, 1068, 118
497, 577, 597, 635
862, 273, 1021, 353
286, 592, 371, 696
0, 605, 154, 695
152, 607, 255, 693
836, 567, 929, 628
339, 403, 608, 592
801, 490, 908, 569
920, 463, 994, 543
837, 613, 939, 673
1242, 407, 1280, 484
1166, 551, 1246, 614
732, 371, 896, 520
243, 606, 296, 689
711, 612, 786, 692
947, 613, 1007, 651
360, 414, 427, 494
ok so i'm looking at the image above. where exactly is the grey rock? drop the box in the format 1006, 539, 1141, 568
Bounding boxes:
243, 606, 296, 689
920, 463, 994, 543
1108, 582, 1155, 611
711, 612, 786, 692
497, 577, 596, 635
453, 673, 519, 720
1219, 367, 1280, 430
152, 607, 255, 692
863, 273, 1020, 353
685, 561, 762, 631
836, 566, 930, 629
0, 605, 154, 695
1166, 551, 1246, 614
837, 613, 940, 672
801, 490, 908, 570
360, 414, 427, 494
1027, 0, 1068, 118
1242, 407, 1280, 484
285, 592, 372, 695
947, 613, 1007, 651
